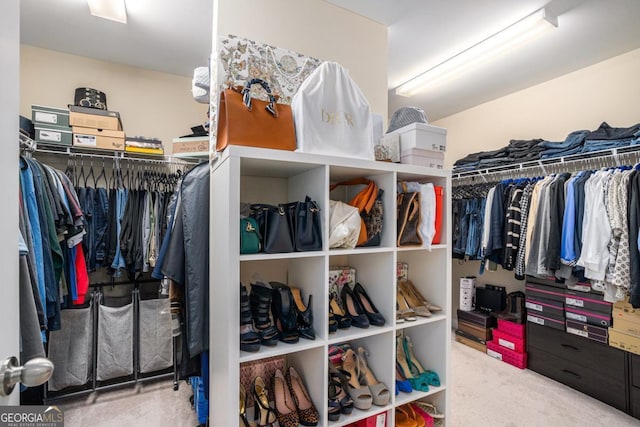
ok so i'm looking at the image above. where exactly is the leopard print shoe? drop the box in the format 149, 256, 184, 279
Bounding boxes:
286, 366, 319, 426
273, 369, 299, 427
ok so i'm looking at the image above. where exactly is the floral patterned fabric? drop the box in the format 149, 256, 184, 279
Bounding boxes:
219, 34, 322, 105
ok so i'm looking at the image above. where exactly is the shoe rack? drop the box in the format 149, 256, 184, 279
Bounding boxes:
211, 145, 451, 426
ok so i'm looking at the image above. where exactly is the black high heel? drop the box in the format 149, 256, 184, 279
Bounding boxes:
290, 287, 315, 340
270, 282, 300, 344
341, 284, 370, 328
252, 376, 276, 427
240, 384, 252, 427
353, 282, 385, 326
250, 281, 279, 346
240, 283, 261, 352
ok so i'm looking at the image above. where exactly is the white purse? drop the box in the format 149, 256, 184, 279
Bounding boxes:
328, 200, 361, 249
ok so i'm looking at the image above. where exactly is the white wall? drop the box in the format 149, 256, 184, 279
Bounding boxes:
20, 45, 206, 153
218, 0, 388, 118
432, 48, 640, 321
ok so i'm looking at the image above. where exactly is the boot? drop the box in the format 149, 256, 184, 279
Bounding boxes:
250, 281, 279, 346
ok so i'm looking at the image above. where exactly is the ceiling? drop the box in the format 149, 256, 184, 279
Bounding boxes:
20, 0, 640, 121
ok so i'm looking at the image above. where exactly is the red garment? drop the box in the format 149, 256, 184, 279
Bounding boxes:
73, 245, 89, 305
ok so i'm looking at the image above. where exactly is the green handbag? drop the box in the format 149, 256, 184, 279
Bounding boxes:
240, 217, 261, 254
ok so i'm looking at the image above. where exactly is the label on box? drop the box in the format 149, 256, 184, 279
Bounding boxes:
74, 134, 97, 147
566, 327, 589, 338
376, 413, 386, 427
528, 314, 544, 325
566, 312, 587, 323
566, 297, 584, 307
35, 111, 58, 124
487, 349, 503, 360
526, 302, 543, 311
39, 131, 62, 142
498, 338, 516, 350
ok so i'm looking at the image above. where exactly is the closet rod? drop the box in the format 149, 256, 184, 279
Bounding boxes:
89, 278, 160, 288
453, 145, 640, 187
30, 145, 200, 165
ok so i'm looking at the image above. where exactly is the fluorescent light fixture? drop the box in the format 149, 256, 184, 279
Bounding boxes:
395, 7, 557, 97
88, 0, 128, 24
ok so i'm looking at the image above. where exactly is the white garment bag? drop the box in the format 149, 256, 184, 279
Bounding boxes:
292, 61, 374, 160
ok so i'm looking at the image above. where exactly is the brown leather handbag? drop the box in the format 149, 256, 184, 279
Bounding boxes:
397, 191, 423, 247
216, 78, 296, 152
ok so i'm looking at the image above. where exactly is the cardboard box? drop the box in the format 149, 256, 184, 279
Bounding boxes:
172, 136, 209, 154
608, 327, 640, 356
565, 289, 612, 314
69, 109, 122, 131
527, 313, 565, 331
612, 317, 640, 336
34, 124, 72, 146
389, 122, 447, 152
455, 334, 487, 353
565, 306, 612, 327
459, 277, 476, 312
72, 127, 125, 151
613, 307, 640, 324
458, 319, 492, 341
566, 319, 608, 344
525, 296, 565, 321
455, 328, 487, 345
32, 105, 70, 127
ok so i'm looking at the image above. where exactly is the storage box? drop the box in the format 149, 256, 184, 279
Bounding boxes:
486, 341, 527, 369
457, 309, 496, 328
608, 327, 640, 356
613, 317, 640, 336
565, 306, 612, 327
389, 122, 447, 152
375, 133, 400, 162
172, 136, 210, 155
34, 124, 72, 146
458, 319, 492, 341
497, 319, 526, 339
72, 127, 125, 151
492, 328, 525, 353
527, 313, 565, 331
32, 105, 70, 127
329, 266, 356, 312
397, 262, 409, 281
455, 333, 487, 353
400, 148, 445, 169
69, 106, 122, 131
566, 319, 608, 344
525, 296, 565, 321
565, 290, 612, 314
355, 411, 387, 427
459, 277, 476, 312
455, 328, 487, 345
525, 282, 566, 303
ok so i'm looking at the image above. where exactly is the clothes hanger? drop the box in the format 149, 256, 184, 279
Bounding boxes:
78, 159, 86, 188
85, 159, 95, 188
95, 159, 106, 188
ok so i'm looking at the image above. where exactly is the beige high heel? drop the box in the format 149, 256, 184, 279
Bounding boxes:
397, 289, 417, 322
341, 349, 373, 410
356, 347, 390, 406
404, 279, 442, 312
398, 280, 431, 317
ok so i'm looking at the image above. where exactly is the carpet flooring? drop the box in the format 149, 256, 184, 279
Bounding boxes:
58, 340, 639, 426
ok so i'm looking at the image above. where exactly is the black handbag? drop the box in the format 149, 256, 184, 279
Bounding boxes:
294, 196, 322, 251
250, 204, 295, 253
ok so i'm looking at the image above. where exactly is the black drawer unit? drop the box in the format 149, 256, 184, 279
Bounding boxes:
527, 322, 628, 413
631, 353, 640, 388
632, 387, 640, 419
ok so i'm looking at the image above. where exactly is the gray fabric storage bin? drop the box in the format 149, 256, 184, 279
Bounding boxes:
97, 303, 133, 381
47, 307, 93, 391
139, 298, 173, 373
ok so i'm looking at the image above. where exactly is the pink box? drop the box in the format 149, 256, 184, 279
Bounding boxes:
497, 319, 526, 338
356, 412, 387, 427
492, 328, 525, 353
487, 341, 527, 369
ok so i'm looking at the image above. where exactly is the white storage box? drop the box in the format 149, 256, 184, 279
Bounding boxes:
390, 122, 447, 152
400, 148, 444, 169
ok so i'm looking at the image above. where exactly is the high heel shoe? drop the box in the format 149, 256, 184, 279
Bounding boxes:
328, 364, 354, 415
396, 333, 429, 392
398, 280, 432, 317
396, 404, 419, 427
273, 369, 299, 427
353, 282, 385, 326
249, 281, 279, 346
341, 349, 373, 410
270, 282, 300, 344
397, 289, 417, 322
240, 284, 261, 352
286, 366, 319, 426
341, 285, 370, 329
290, 287, 315, 340
328, 373, 343, 422
404, 335, 440, 387
240, 384, 253, 427
329, 297, 352, 329
251, 376, 276, 427
395, 366, 413, 394
356, 347, 390, 406
403, 279, 442, 313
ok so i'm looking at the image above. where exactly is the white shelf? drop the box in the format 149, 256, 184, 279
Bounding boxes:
211, 145, 452, 427
394, 385, 447, 407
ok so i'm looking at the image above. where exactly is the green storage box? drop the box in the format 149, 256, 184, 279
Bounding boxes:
35, 124, 72, 146
32, 105, 70, 128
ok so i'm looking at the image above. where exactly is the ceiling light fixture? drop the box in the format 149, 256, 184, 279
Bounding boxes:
88, 0, 128, 24
395, 7, 557, 97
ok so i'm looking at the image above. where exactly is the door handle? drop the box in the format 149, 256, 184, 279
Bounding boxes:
0, 356, 54, 396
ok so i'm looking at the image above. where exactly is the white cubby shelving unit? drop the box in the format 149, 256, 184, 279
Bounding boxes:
211, 145, 451, 426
